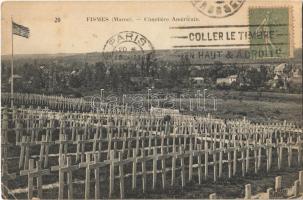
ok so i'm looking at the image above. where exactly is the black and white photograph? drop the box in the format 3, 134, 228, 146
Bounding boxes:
1, 0, 302, 199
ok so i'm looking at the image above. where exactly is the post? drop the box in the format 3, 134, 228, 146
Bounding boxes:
297, 136, 302, 166
171, 145, 176, 186
109, 150, 115, 198
275, 176, 282, 192
227, 147, 232, 178
277, 139, 283, 170
122, 94, 125, 107
205, 141, 209, 179
27, 159, 34, 199
189, 141, 193, 181
213, 151, 217, 182
203, 89, 207, 111
58, 156, 65, 199
293, 180, 300, 197
288, 136, 293, 167
11, 17, 14, 107
266, 139, 272, 172
218, 142, 223, 178
152, 147, 157, 190
180, 146, 185, 187
161, 148, 166, 189
209, 193, 217, 199
67, 157, 73, 200
85, 155, 91, 200
233, 143, 237, 176
245, 184, 251, 199
148, 88, 151, 111
132, 149, 137, 190
189, 96, 192, 111
197, 146, 202, 184
197, 90, 200, 110
119, 152, 125, 199
100, 89, 104, 103
141, 148, 147, 193
36, 161, 43, 198
266, 188, 273, 199
94, 154, 101, 199
179, 94, 182, 111
299, 171, 303, 192
245, 140, 250, 173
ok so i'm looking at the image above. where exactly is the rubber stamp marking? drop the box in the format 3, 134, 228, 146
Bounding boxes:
103, 31, 155, 62
192, 0, 245, 18
173, 43, 288, 49
103, 31, 154, 53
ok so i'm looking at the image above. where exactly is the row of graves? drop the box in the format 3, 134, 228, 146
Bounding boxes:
1, 103, 302, 199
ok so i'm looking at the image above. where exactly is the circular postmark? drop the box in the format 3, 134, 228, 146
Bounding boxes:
192, 0, 245, 18
103, 31, 155, 62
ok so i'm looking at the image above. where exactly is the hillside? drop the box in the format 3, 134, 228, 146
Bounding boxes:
2, 48, 302, 67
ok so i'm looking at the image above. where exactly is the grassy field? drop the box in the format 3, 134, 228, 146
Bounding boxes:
176, 90, 302, 126
213, 98, 302, 125
85, 89, 302, 125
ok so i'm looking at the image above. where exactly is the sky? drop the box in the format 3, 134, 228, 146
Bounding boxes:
1, 0, 302, 55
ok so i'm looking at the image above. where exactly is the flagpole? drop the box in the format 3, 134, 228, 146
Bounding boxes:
11, 16, 14, 108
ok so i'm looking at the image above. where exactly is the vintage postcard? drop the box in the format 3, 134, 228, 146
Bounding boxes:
1, 0, 302, 199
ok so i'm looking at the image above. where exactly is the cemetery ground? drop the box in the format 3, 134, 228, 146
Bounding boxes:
211, 90, 302, 124
81, 89, 302, 124
5, 143, 302, 199
1, 91, 302, 199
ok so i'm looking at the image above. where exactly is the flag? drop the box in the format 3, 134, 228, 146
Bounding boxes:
12, 22, 30, 38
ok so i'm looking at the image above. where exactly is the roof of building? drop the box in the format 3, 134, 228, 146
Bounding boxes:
192, 77, 204, 80
274, 63, 287, 72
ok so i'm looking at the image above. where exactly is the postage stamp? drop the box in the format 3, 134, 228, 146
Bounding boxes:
248, 7, 293, 59
192, 0, 245, 18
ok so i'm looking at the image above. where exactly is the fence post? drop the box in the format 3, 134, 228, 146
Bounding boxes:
180, 146, 185, 187
132, 149, 137, 190
85, 154, 91, 200
277, 137, 283, 170
205, 141, 209, 180
233, 141, 237, 176
266, 188, 273, 199
253, 141, 258, 174
94, 154, 100, 199
245, 184, 251, 199
67, 157, 73, 200
209, 193, 217, 199
245, 140, 250, 173
141, 148, 147, 193
152, 147, 157, 190
297, 136, 302, 166
109, 150, 115, 198
189, 139, 193, 181
293, 180, 300, 197
118, 152, 125, 199
299, 171, 303, 192
288, 136, 293, 167
275, 176, 282, 192
161, 148, 167, 189
197, 145, 202, 184
171, 144, 176, 186
58, 156, 65, 199
218, 142, 223, 178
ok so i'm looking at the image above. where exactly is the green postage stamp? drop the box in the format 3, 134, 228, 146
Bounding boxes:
249, 7, 293, 59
